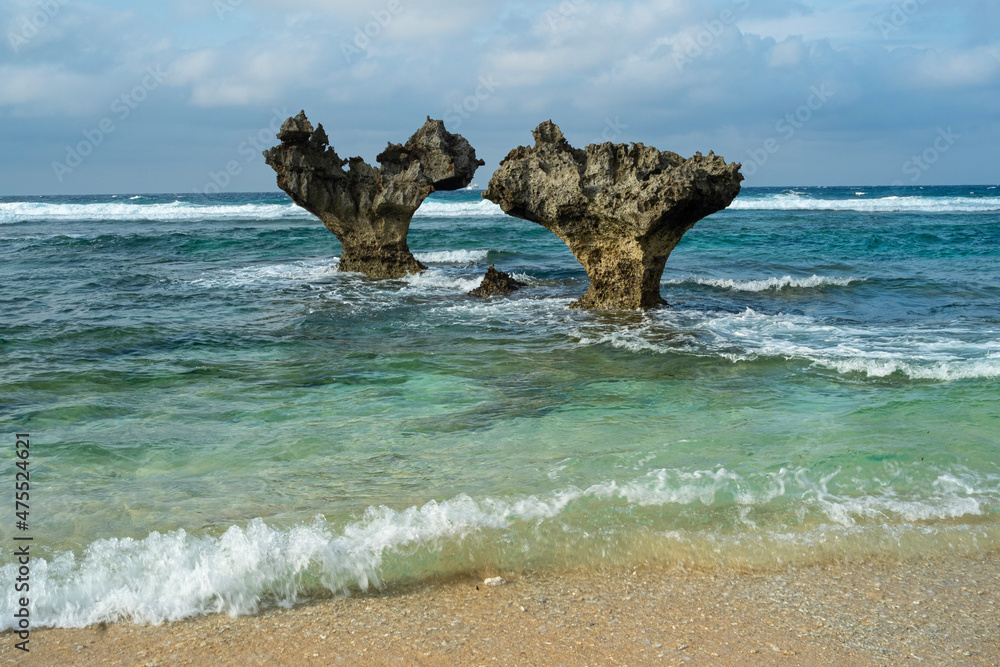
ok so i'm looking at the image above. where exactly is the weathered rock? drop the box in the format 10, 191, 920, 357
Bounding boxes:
264, 111, 484, 279
483, 121, 743, 309
468, 264, 527, 298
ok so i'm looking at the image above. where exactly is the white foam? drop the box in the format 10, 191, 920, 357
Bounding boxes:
402, 269, 483, 292
428, 296, 579, 335
413, 249, 489, 264
799, 469, 989, 525
0, 493, 583, 629
0, 198, 506, 224
575, 307, 1000, 381
191, 260, 491, 296
3, 466, 993, 629
599, 467, 988, 524
509, 272, 539, 285
0, 201, 312, 224
588, 468, 755, 507
664, 275, 863, 292
0, 498, 525, 629
414, 199, 505, 218
728, 194, 1000, 213
817, 357, 1000, 381
190, 259, 340, 288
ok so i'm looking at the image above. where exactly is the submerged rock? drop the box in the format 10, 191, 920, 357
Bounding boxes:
483, 121, 743, 309
468, 264, 527, 298
264, 111, 484, 279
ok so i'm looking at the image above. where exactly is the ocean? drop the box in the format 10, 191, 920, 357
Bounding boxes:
1, 185, 998, 629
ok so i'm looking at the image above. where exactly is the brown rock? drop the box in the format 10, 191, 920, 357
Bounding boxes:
264, 111, 485, 279
483, 121, 743, 309
468, 264, 527, 298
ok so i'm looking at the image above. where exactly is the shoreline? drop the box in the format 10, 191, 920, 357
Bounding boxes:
5, 553, 998, 665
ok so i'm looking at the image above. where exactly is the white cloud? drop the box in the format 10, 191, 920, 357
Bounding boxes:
768, 36, 805, 68
161, 38, 330, 107
911, 44, 1000, 87
0, 64, 120, 116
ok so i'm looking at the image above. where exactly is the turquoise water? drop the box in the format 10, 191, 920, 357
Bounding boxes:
1, 186, 998, 627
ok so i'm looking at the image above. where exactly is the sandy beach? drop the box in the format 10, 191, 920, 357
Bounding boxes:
5, 553, 997, 666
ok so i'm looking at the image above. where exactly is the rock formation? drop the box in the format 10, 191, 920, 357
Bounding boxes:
468, 264, 527, 298
264, 111, 484, 279
483, 121, 743, 309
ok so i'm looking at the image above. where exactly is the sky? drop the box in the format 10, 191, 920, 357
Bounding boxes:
1, 0, 998, 194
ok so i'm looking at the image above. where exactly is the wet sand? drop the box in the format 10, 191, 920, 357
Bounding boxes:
4, 554, 998, 666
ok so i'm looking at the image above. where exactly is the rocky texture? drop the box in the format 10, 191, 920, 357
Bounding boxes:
264, 111, 484, 279
468, 264, 527, 298
483, 121, 743, 309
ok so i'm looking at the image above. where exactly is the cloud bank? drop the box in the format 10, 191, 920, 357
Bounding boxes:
1, 0, 998, 193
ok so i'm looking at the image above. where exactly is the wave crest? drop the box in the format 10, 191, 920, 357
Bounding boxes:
413, 249, 489, 264
0, 198, 505, 224
728, 194, 1000, 213
413, 200, 505, 218
576, 307, 1000, 381
2, 467, 993, 629
664, 275, 863, 292
0, 201, 311, 224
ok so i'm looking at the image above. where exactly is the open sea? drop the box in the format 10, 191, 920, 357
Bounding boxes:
1, 185, 998, 629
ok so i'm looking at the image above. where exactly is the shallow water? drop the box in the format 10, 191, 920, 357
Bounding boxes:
1, 186, 998, 627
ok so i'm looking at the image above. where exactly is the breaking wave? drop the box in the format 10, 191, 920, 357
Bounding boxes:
413, 200, 505, 218
575, 307, 1000, 381
663, 275, 864, 291
0, 201, 311, 224
0, 198, 505, 224
2, 467, 995, 629
413, 249, 490, 264
728, 194, 1000, 213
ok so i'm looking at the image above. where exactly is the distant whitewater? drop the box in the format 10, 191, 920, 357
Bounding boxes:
2, 185, 998, 629
663, 275, 864, 292
5, 187, 998, 225
0, 197, 504, 225
728, 190, 1000, 213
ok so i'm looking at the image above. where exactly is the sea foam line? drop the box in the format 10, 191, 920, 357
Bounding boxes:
413, 249, 489, 264
663, 275, 864, 292
189, 259, 491, 295
402, 269, 484, 292
728, 194, 1000, 213
189, 259, 340, 288
0, 201, 312, 224
576, 307, 1000, 381
412, 200, 505, 218
2, 468, 994, 629
0, 198, 504, 224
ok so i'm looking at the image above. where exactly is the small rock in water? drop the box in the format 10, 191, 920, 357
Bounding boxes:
468, 265, 526, 298
483, 576, 508, 587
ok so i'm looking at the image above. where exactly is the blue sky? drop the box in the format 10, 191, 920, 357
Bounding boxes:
2, 0, 998, 194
